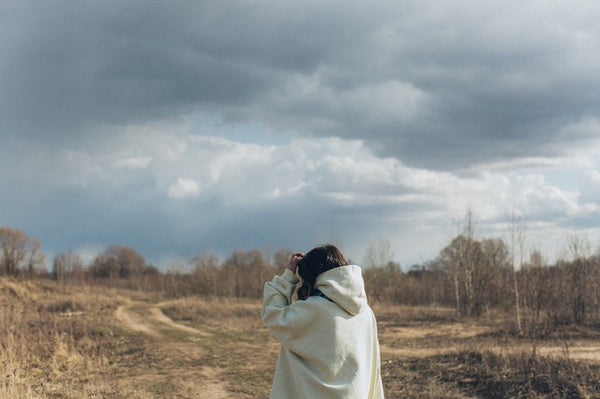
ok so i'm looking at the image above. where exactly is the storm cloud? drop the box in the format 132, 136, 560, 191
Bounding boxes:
3, 1, 600, 167
1, 0, 600, 266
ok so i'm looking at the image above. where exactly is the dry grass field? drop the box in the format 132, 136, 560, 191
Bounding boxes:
2, 278, 600, 398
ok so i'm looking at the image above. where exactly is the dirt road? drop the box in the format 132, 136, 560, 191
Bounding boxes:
378, 323, 600, 363
113, 300, 600, 398
114, 301, 232, 398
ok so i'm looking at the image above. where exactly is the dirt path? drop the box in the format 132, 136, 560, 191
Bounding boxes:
115, 304, 161, 338
380, 324, 600, 363
115, 301, 229, 398
151, 303, 212, 336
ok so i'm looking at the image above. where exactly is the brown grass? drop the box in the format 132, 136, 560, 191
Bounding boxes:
0, 279, 149, 398
3, 278, 600, 398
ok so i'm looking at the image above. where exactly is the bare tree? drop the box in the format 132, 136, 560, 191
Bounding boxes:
221, 249, 270, 298
0, 226, 45, 276
53, 250, 83, 284
89, 252, 119, 280
480, 238, 510, 309
272, 248, 293, 270
107, 245, 146, 279
89, 245, 146, 285
190, 252, 220, 296
565, 234, 594, 325
438, 212, 512, 317
507, 212, 526, 335
363, 238, 394, 268
567, 233, 591, 261
441, 212, 478, 316
521, 248, 549, 337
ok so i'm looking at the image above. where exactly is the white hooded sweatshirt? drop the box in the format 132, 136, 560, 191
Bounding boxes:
262, 265, 384, 399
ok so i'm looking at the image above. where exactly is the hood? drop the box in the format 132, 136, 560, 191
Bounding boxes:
314, 265, 367, 315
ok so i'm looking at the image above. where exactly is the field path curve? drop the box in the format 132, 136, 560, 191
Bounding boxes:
115, 304, 161, 337
151, 303, 213, 336
114, 300, 230, 398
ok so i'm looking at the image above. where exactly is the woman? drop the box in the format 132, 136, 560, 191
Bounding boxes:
261, 244, 384, 398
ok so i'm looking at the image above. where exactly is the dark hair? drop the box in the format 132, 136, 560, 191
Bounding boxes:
296, 244, 348, 300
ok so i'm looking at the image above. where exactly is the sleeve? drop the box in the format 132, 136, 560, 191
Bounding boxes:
261, 269, 303, 346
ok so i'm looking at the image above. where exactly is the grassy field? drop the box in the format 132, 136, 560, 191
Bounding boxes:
2, 278, 600, 398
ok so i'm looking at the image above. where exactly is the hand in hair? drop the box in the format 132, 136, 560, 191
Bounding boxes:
287, 252, 304, 273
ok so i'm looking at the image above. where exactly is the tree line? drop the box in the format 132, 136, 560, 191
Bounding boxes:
2, 223, 600, 336
0, 225, 285, 298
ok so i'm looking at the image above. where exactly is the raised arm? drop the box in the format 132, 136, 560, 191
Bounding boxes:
261, 253, 304, 344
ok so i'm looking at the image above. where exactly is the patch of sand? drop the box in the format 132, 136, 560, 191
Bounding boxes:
380, 344, 451, 358
199, 367, 231, 399
383, 323, 492, 340
115, 305, 161, 337
381, 338, 600, 364
149, 307, 212, 336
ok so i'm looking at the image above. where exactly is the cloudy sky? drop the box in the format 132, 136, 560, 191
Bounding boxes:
1, 0, 600, 269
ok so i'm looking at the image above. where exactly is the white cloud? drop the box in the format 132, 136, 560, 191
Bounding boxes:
61, 130, 598, 226
167, 178, 200, 199
94, 131, 597, 232
2, 126, 600, 267
588, 169, 600, 183
114, 156, 152, 170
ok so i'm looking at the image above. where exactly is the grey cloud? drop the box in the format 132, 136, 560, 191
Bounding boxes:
2, 1, 600, 170
0, 174, 396, 267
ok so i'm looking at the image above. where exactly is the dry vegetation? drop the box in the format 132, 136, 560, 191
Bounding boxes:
0, 279, 142, 398
3, 278, 600, 398
5, 221, 600, 397
373, 305, 600, 398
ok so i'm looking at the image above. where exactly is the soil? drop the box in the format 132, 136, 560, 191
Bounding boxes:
115, 301, 230, 398
113, 299, 600, 398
